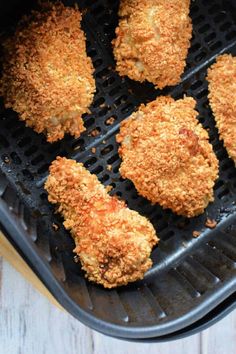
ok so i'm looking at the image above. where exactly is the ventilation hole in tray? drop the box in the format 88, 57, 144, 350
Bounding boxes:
191, 5, 199, 13
226, 30, 236, 41
113, 166, 119, 174
31, 154, 44, 166
10, 152, 22, 165
22, 169, 34, 181
217, 149, 228, 160
131, 193, 138, 200
91, 5, 105, 16
121, 103, 133, 114
191, 80, 203, 90
189, 43, 201, 53
12, 127, 25, 139
89, 127, 101, 137
93, 59, 103, 68
84, 157, 97, 168
96, 68, 110, 79
137, 198, 150, 208
114, 95, 128, 107
208, 4, 221, 14
47, 142, 61, 154
213, 142, 222, 152
214, 13, 226, 23
125, 182, 134, 191
40, 193, 47, 201
87, 49, 97, 58
93, 97, 105, 108
156, 221, 169, 233
228, 170, 236, 179
101, 145, 114, 156
210, 41, 222, 51
105, 115, 117, 125
0, 134, 9, 148
214, 179, 224, 190
25, 145, 38, 157
98, 14, 110, 26
84, 117, 95, 128
72, 138, 85, 151
109, 86, 122, 97
103, 23, 116, 38
103, 76, 116, 88
38, 164, 49, 175
220, 22, 231, 31
221, 160, 234, 172
199, 24, 211, 33
193, 15, 205, 26
18, 136, 32, 148
100, 174, 110, 183
194, 51, 207, 62
98, 106, 110, 117
91, 165, 103, 175
110, 182, 116, 190
161, 230, 175, 242
107, 154, 120, 165
205, 32, 216, 43
196, 89, 208, 99
218, 188, 230, 200
198, 116, 205, 124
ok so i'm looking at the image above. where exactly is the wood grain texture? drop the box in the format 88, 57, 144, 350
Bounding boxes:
0, 256, 235, 354
0, 232, 63, 310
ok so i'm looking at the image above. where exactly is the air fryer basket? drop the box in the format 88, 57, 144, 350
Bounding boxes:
0, 0, 236, 340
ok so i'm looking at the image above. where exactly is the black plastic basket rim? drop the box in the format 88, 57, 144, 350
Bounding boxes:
1, 0, 236, 342
1, 198, 235, 340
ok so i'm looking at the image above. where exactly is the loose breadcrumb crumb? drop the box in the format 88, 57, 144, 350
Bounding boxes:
0, 2, 95, 142
106, 185, 113, 192
113, 0, 192, 88
116, 96, 219, 218
106, 117, 115, 125
207, 54, 236, 164
4, 156, 10, 163
52, 223, 59, 231
91, 147, 96, 154
107, 164, 112, 171
45, 157, 158, 288
205, 218, 217, 229
193, 231, 201, 238
90, 128, 100, 137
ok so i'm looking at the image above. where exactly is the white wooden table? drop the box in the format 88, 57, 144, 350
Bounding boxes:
0, 256, 235, 354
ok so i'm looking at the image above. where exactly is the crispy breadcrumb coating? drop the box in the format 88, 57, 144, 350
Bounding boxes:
207, 54, 236, 164
117, 96, 219, 218
0, 2, 95, 142
113, 0, 192, 89
45, 157, 158, 288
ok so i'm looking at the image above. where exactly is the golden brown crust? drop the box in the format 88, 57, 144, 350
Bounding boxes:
207, 54, 236, 164
113, 0, 192, 89
0, 2, 95, 142
116, 96, 219, 218
45, 157, 158, 288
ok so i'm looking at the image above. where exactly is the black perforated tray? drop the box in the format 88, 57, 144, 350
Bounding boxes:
0, 0, 236, 340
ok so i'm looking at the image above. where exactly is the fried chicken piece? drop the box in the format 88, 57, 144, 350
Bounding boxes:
116, 96, 219, 218
0, 2, 95, 143
45, 157, 158, 288
207, 54, 236, 164
113, 0, 192, 89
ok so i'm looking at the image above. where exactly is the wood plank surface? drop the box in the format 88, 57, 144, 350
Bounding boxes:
0, 256, 235, 354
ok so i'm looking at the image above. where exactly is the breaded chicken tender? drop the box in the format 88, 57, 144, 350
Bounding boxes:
0, 2, 95, 142
117, 96, 219, 218
207, 54, 236, 164
45, 157, 158, 288
113, 0, 192, 89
